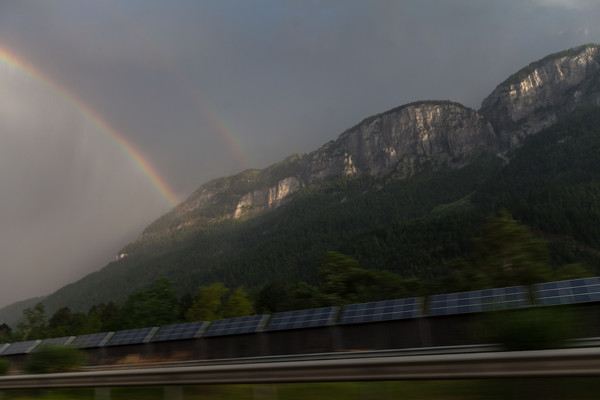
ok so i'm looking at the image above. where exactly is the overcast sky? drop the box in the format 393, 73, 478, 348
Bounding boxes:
0, 0, 599, 310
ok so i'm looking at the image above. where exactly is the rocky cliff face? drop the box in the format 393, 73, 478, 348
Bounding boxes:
302, 101, 497, 181
129, 44, 600, 248
134, 162, 306, 241
232, 176, 302, 219
480, 44, 600, 149
140, 101, 497, 238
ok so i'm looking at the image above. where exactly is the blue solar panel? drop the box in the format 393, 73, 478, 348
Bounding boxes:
203, 315, 268, 337
339, 298, 423, 324
40, 336, 75, 347
105, 327, 158, 346
151, 321, 208, 342
2, 340, 40, 355
534, 277, 600, 306
71, 332, 114, 348
427, 286, 530, 316
266, 307, 339, 331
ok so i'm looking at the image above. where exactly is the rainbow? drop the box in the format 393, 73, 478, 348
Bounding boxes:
194, 96, 251, 171
97, 10, 252, 170
0, 44, 181, 207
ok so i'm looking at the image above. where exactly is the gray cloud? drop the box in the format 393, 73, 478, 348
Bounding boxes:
0, 0, 599, 309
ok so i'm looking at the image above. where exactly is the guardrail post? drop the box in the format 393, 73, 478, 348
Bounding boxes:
164, 385, 182, 400
95, 387, 111, 400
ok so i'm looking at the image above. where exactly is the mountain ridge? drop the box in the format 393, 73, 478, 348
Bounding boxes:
126, 43, 600, 253
480, 44, 600, 149
2, 44, 600, 325
124, 100, 498, 254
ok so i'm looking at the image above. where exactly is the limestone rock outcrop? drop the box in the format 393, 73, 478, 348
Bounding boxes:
480, 45, 600, 149
302, 101, 497, 181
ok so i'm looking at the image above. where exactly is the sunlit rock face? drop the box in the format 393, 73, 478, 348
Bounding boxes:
480, 45, 600, 150
302, 101, 497, 181
172, 171, 304, 223
233, 176, 302, 219
228, 102, 497, 218
208, 102, 498, 220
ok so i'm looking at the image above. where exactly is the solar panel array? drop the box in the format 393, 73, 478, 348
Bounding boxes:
266, 307, 339, 331
105, 327, 157, 346
534, 277, 600, 306
2, 340, 40, 355
427, 286, 529, 316
339, 298, 422, 324
40, 336, 75, 346
203, 315, 268, 337
151, 321, 208, 342
70, 332, 113, 349
4, 277, 600, 355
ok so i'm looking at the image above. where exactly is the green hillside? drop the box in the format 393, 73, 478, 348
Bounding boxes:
9, 106, 600, 319
345, 106, 600, 277
42, 149, 503, 313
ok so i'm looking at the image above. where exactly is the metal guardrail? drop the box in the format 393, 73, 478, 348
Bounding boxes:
78, 337, 600, 372
2, 347, 600, 389
82, 344, 503, 371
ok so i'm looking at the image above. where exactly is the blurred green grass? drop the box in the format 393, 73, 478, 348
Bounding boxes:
3, 379, 600, 400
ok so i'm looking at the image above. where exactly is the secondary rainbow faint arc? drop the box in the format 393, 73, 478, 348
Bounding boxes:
0, 45, 180, 207
96, 4, 252, 171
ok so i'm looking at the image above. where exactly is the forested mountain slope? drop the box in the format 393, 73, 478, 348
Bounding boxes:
1, 44, 600, 324
344, 106, 600, 278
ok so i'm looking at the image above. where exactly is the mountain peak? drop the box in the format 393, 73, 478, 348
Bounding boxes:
306, 100, 496, 181
503, 44, 600, 87
480, 44, 600, 149
348, 100, 470, 132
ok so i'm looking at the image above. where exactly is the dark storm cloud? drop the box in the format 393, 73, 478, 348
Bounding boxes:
0, 0, 599, 309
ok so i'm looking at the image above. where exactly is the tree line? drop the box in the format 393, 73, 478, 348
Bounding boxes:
1, 211, 591, 344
